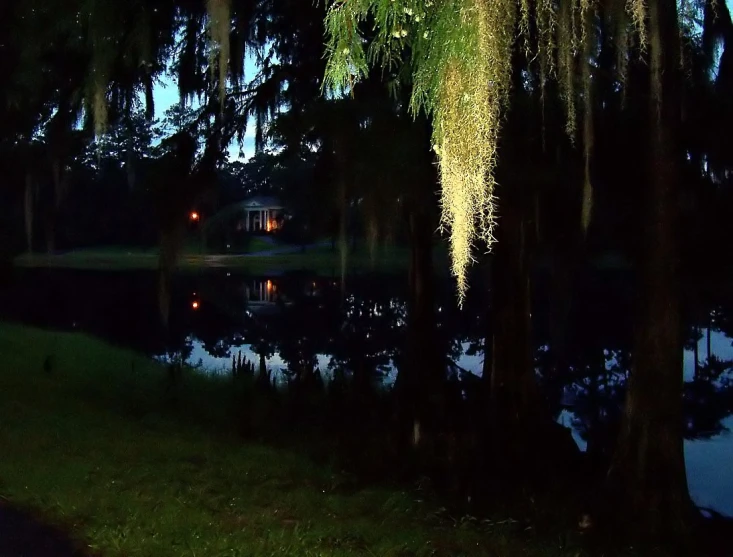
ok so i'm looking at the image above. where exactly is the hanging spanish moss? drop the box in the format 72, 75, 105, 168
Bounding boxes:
84, 0, 121, 139
91, 77, 109, 138
430, 0, 514, 301
649, 0, 663, 117
581, 6, 596, 234
324, 0, 649, 301
207, 0, 231, 109
519, 0, 532, 56
615, 0, 631, 93
558, 0, 578, 141
628, 0, 648, 46
87, 26, 111, 138
537, 0, 557, 148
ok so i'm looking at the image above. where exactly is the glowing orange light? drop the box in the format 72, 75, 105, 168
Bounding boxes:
190, 211, 200, 222
266, 220, 271, 232
192, 301, 200, 310
266, 280, 273, 293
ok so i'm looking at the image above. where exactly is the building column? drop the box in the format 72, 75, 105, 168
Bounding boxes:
245, 210, 249, 232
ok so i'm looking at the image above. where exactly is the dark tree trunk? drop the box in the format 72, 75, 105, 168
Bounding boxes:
45, 159, 68, 255
479, 177, 581, 494
157, 250, 173, 330
484, 180, 538, 436
694, 325, 700, 379
548, 249, 576, 377
396, 204, 441, 448
127, 148, 137, 192
338, 177, 347, 294
45, 214, 55, 254
158, 224, 184, 329
607, 0, 695, 537
24, 173, 34, 254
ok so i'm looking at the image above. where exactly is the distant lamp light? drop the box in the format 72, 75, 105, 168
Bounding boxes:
266, 280, 273, 293
190, 211, 200, 222
192, 301, 200, 310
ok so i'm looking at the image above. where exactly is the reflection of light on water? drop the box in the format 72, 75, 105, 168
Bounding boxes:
554, 340, 733, 518
456, 342, 483, 376
684, 330, 733, 381
557, 409, 588, 451
179, 333, 733, 517
184, 339, 334, 385
556, 409, 733, 517
185, 340, 285, 379
685, 417, 733, 516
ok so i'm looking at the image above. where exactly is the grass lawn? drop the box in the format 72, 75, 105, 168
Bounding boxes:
0, 322, 585, 556
13, 243, 451, 275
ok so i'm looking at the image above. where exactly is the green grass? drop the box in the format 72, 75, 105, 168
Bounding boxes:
246, 236, 278, 253
13, 243, 450, 274
0, 322, 583, 556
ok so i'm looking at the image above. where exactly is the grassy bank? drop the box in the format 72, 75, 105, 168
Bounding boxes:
13, 246, 431, 274
0, 323, 584, 556
13, 241, 453, 275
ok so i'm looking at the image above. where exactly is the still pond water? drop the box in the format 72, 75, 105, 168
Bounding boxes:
1, 267, 731, 517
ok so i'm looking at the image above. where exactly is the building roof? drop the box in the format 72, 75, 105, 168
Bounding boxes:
241, 196, 283, 209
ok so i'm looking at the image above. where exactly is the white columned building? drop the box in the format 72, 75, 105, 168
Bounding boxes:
239, 196, 284, 232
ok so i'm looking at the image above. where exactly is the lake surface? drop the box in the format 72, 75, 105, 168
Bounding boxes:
1, 267, 731, 517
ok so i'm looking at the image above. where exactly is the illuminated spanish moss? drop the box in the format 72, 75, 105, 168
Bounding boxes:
558, 0, 577, 141
324, 0, 650, 301
628, 0, 648, 47
433, 0, 514, 302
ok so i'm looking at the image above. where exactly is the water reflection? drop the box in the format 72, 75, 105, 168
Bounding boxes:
0, 268, 731, 516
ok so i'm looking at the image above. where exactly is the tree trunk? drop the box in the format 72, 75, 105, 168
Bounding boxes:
396, 205, 441, 449
694, 325, 700, 379
24, 173, 34, 254
158, 227, 182, 330
338, 178, 347, 295
127, 148, 137, 192
484, 181, 538, 437
480, 176, 582, 494
45, 159, 68, 255
45, 214, 55, 254
607, 0, 695, 537
548, 249, 575, 377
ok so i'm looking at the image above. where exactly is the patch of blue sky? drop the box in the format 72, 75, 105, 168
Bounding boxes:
153, 52, 260, 161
